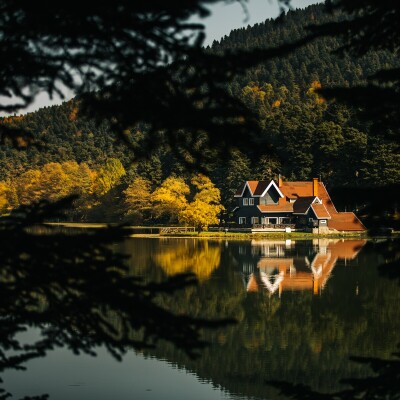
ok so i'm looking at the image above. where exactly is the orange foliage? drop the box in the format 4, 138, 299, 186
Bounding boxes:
272, 100, 281, 108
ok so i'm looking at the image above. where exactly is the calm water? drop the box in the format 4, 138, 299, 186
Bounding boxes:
3, 238, 399, 399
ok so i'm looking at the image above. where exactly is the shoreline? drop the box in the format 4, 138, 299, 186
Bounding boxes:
42, 223, 392, 239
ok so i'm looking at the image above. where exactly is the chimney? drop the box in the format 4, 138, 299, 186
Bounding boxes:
313, 178, 318, 197
278, 174, 283, 188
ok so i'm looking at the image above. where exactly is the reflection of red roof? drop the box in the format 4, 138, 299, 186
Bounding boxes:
258, 258, 293, 270
328, 239, 366, 259
247, 274, 259, 292
311, 203, 331, 219
257, 204, 293, 213
246, 240, 367, 295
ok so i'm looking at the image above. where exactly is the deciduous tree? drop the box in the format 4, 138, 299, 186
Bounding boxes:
152, 176, 190, 223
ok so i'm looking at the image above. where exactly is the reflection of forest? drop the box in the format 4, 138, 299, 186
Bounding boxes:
237, 239, 366, 295
130, 238, 399, 399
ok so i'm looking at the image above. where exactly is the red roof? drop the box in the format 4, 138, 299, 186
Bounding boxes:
311, 203, 331, 219
329, 212, 366, 231
258, 204, 293, 213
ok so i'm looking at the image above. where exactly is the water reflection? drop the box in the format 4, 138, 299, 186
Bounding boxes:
234, 239, 366, 296
3, 235, 399, 400
154, 239, 221, 281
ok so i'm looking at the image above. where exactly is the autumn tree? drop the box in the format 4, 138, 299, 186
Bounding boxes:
0, 182, 10, 214
38, 162, 71, 202
152, 176, 190, 223
15, 169, 43, 205
124, 177, 153, 223
95, 158, 126, 196
179, 174, 224, 231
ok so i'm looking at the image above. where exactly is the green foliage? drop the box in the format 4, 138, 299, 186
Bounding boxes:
0, 4, 398, 219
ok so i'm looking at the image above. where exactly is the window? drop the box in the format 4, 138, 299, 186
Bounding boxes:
239, 217, 246, 225
251, 217, 259, 224
320, 219, 327, 225
268, 218, 277, 225
249, 198, 254, 205
243, 198, 248, 206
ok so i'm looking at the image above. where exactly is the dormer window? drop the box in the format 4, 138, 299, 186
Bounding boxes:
249, 198, 254, 205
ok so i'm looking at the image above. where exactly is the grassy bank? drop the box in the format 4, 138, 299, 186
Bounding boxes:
160, 231, 369, 239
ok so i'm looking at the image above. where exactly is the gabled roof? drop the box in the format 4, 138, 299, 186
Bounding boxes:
252, 181, 270, 196
234, 179, 367, 231
311, 203, 331, 219
258, 180, 284, 197
234, 180, 284, 198
293, 196, 316, 214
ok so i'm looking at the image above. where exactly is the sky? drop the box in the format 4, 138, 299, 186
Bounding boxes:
201, 0, 320, 46
3, 0, 320, 116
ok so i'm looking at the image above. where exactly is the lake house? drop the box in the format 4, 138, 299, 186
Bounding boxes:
233, 177, 366, 232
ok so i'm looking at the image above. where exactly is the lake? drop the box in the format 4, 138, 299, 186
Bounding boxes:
2, 237, 399, 399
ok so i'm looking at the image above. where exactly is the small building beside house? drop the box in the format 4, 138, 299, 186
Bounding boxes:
233, 177, 366, 232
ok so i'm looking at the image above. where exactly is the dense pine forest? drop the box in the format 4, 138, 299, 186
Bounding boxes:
0, 4, 399, 221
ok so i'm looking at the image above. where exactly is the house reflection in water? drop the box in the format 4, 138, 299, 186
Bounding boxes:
236, 239, 366, 296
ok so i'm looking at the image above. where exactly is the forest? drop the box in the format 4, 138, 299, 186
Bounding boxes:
0, 3, 399, 222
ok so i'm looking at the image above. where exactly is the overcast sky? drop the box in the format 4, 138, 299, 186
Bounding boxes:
4, 0, 321, 116
201, 0, 320, 46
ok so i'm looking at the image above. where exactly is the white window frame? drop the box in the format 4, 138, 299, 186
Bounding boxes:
249, 198, 254, 205
251, 217, 259, 224
243, 198, 249, 206
239, 217, 246, 225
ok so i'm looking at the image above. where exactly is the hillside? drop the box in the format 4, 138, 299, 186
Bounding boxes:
0, 3, 398, 218
210, 4, 396, 91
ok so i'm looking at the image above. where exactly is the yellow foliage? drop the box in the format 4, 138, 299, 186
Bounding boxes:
69, 106, 79, 121
16, 169, 43, 205
179, 199, 223, 230
124, 177, 152, 219
191, 174, 220, 204
154, 240, 221, 281
307, 80, 325, 104
151, 174, 224, 229
95, 158, 126, 196
12, 161, 98, 209
40, 163, 72, 201
178, 174, 224, 230
152, 176, 189, 222
0, 181, 10, 214
272, 100, 281, 108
